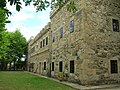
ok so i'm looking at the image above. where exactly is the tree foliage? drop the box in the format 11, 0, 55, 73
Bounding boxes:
0, 8, 7, 32
0, 0, 22, 16
7, 30, 27, 61
0, 29, 27, 70
0, 8, 9, 61
24, 0, 77, 12
0, 0, 77, 16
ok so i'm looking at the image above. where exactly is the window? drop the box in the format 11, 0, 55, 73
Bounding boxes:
52, 33, 55, 42
60, 27, 63, 38
43, 39, 45, 47
40, 41, 42, 48
36, 45, 38, 48
59, 61, 62, 72
112, 19, 119, 32
52, 62, 54, 71
110, 60, 118, 74
70, 60, 74, 73
70, 20, 74, 33
44, 62, 46, 70
31, 47, 35, 53
46, 37, 48, 45
31, 63, 35, 69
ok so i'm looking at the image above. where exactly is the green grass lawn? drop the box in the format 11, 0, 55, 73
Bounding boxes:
0, 71, 77, 90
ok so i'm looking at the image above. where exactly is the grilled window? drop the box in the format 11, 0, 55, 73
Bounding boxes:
110, 60, 118, 74
113, 19, 119, 32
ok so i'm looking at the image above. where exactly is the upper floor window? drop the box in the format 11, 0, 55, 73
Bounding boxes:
46, 37, 48, 45
31, 47, 35, 53
110, 60, 118, 74
112, 19, 119, 32
52, 33, 55, 42
36, 45, 38, 49
70, 20, 74, 33
40, 41, 42, 48
43, 39, 45, 47
60, 27, 63, 38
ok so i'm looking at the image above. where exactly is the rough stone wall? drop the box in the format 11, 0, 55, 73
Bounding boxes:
50, 0, 120, 85
27, 0, 120, 85
50, 0, 85, 83
81, 0, 120, 85
27, 23, 50, 75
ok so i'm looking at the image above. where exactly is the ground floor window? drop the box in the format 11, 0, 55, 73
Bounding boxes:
70, 60, 74, 73
110, 60, 118, 74
112, 19, 119, 32
59, 61, 62, 72
52, 62, 54, 71
44, 62, 46, 70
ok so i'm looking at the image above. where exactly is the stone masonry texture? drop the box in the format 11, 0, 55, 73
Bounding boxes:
27, 0, 120, 85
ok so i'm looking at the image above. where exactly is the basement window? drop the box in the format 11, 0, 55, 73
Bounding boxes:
70, 60, 74, 73
110, 60, 118, 74
59, 61, 63, 72
112, 19, 119, 32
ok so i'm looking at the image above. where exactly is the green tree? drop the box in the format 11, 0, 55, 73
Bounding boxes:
0, 29, 27, 70
0, 8, 10, 70
6, 30, 27, 70
0, 31, 10, 70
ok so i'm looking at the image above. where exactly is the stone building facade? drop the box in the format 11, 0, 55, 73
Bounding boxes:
28, 0, 120, 85
28, 23, 50, 75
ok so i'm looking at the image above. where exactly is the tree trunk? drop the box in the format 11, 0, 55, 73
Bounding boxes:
0, 61, 2, 70
5, 61, 8, 70
9, 62, 11, 70
14, 61, 15, 71
3, 61, 5, 70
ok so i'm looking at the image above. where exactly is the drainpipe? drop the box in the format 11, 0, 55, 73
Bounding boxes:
48, 28, 52, 77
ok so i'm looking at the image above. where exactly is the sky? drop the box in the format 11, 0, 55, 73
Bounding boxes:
6, 1, 51, 41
